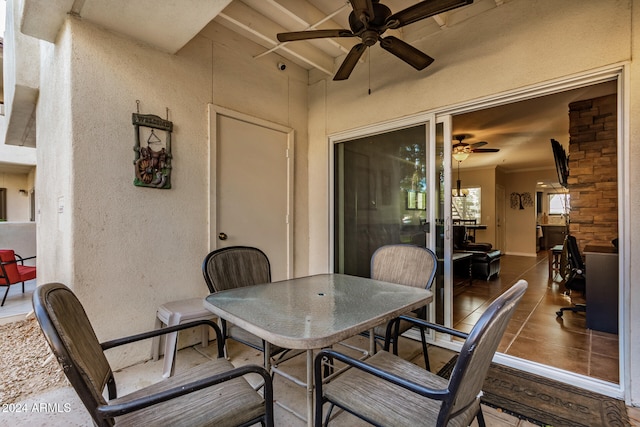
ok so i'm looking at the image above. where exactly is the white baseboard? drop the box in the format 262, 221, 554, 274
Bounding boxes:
503, 251, 538, 257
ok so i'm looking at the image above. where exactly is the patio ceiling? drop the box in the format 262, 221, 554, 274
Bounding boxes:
18, 1, 617, 174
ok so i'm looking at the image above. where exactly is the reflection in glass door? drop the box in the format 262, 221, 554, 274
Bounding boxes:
334, 125, 429, 278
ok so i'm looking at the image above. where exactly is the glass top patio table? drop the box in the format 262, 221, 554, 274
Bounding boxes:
204, 273, 433, 427
203, 273, 433, 350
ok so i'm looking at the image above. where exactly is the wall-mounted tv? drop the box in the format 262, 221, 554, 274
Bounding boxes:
550, 139, 569, 188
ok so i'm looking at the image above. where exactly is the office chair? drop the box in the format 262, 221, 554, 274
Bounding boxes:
556, 235, 586, 317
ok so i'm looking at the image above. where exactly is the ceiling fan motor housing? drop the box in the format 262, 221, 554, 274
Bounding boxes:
348, 3, 391, 33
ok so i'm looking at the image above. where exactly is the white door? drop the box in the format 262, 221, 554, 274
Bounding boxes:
209, 106, 293, 281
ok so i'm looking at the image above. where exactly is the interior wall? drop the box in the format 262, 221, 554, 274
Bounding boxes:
36, 17, 309, 369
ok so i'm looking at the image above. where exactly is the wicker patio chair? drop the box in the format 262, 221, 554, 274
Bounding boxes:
314, 279, 528, 427
33, 282, 273, 427
366, 244, 437, 369
202, 246, 289, 371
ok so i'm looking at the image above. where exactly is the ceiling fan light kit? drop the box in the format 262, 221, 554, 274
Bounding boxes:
276, 0, 474, 81
452, 133, 500, 159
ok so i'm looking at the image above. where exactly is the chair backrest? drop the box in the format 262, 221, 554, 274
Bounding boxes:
566, 235, 585, 271
0, 250, 20, 283
452, 225, 467, 250
370, 244, 437, 290
32, 283, 115, 427
202, 246, 271, 293
442, 280, 527, 426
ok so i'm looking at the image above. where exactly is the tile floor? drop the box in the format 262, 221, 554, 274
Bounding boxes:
453, 252, 619, 383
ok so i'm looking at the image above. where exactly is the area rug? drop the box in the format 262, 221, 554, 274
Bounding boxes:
437, 356, 630, 427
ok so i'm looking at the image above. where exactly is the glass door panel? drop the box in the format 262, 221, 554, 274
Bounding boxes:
334, 124, 429, 278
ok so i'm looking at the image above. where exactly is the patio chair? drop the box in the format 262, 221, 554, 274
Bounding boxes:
33, 282, 274, 427
314, 279, 528, 427
556, 235, 587, 317
0, 249, 36, 306
151, 298, 216, 378
365, 244, 437, 369
202, 246, 288, 371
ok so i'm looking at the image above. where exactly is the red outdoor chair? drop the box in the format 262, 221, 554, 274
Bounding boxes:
0, 249, 36, 306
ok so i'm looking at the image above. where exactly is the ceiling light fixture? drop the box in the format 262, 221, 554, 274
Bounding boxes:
452, 146, 470, 162
452, 160, 467, 197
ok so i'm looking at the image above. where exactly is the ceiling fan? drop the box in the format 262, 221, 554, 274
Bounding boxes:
452, 133, 499, 161
276, 0, 474, 81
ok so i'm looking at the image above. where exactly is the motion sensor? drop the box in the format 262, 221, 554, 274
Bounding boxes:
277, 62, 286, 71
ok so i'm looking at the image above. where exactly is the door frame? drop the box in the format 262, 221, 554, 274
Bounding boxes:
208, 104, 295, 279
433, 64, 627, 399
327, 63, 628, 399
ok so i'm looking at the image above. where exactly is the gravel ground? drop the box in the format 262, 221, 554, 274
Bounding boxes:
0, 317, 67, 405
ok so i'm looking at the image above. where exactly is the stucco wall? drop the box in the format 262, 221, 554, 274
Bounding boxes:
36, 18, 308, 369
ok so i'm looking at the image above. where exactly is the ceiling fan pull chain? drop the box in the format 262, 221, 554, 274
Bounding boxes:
368, 47, 371, 95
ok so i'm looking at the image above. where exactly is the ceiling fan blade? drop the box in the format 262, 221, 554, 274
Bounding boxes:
472, 148, 500, 153
349, 0, 375, 23
277, 29, 355, 42
470, 141, 488, 148
334, 43, 367, 81
386, 0, 474, 29
379, 36, 434, 70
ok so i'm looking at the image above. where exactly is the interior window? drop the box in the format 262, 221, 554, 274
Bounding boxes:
548, 193, 570, 215
452, 187, 481, 223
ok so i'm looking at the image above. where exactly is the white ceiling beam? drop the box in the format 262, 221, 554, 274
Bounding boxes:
216, 2, 335, 75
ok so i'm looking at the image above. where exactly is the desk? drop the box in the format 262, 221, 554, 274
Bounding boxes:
204, 273, 432, 426
584, 245, 618, 334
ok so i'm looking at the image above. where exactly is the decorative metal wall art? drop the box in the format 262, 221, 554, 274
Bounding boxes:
132, 102, 173, 189
510, 192, 534, 210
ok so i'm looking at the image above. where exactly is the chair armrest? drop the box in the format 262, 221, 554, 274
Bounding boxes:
314, 349, 448, 401
96, 363, 272, 418
2, 255, 36, 266
101, 319, 223, 357
384, 315, 469, 347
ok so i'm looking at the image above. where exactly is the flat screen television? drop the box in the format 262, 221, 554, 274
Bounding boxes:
550, 139, 569, 188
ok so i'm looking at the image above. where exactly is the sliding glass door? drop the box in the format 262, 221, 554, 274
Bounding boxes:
332, 117, 456, 329
334, 124, 430, 276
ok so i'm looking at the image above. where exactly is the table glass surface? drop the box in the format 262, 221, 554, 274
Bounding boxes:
203, 273, 432, 350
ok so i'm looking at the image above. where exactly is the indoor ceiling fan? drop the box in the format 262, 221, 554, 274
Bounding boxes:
452, 133, 499, 161
276, 0, 474, 81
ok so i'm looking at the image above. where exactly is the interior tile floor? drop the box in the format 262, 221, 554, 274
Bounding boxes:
453, 252, 618, 383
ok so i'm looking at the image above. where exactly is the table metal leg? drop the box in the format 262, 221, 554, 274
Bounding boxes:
369, 328, 375, 354
306, 349, 313, 427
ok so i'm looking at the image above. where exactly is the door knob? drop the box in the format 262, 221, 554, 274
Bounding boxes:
218, 232, 228, 241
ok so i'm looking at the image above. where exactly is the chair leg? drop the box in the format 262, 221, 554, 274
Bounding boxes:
0, 286, 9, 306
200, 325, 209, 348
151, 316, 163, 361
162, 330, 179, 378
420, 327, 430, 371
476, 406, 486, 427
21, 281, 25, 293
323, 403, 335, 427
